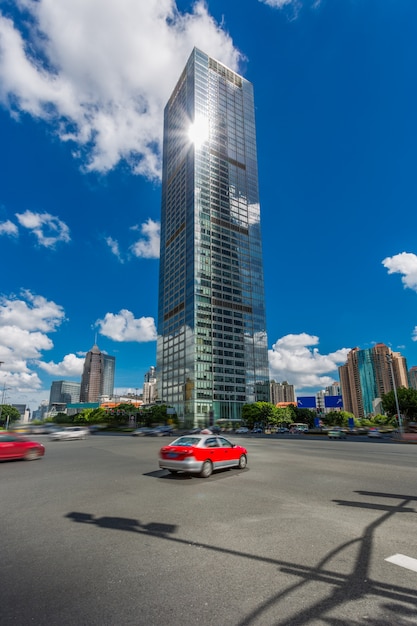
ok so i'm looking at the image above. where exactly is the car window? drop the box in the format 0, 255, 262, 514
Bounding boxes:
218, 437, 233, 448
205, 437, 219, 448
172, 436, 201, 446
0, 435, 18, 442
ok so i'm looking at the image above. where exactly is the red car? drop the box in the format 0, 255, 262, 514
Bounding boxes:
0, 432, 45, 461
159, 433, 247, 478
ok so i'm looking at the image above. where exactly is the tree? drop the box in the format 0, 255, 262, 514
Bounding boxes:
381, 387, 417, 426
321, 410, 357, 427
0, 404, 21, 427
242, 402, 278, 427
74, 407, 107, 424
53, 412, 72, 424
287, 406, 316, 428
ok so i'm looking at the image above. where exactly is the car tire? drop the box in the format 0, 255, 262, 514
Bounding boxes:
200, 460, 213, 478
238, 454, 247, 469
24, 449, 40, 461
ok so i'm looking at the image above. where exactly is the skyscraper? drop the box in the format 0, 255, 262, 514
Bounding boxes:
80, 344, 115, 403
339, 343, 408, 419
157, 48, 269, 426
49, 380, 81, 406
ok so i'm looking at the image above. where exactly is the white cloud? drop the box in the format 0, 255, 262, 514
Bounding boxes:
96, 309, 157, 342
130, 218, 160, 259
0, 219, 18, 236
37, 353, 85, 376
15, 210, 71, 248
0, 290, 65, 332
268, 332, 350, 391
105, 236, 124, 263
382, 252, 417, 292
0, 291, 66, 393
0, 1, 241, 178
259, 0, 295, 7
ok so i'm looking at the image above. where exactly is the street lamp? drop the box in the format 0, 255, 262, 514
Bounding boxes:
386, 353, 403, 435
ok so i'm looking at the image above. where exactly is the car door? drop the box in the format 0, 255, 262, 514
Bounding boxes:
204, 437, 222, 469
216, 437, 237, 467
0, 435, 21, 459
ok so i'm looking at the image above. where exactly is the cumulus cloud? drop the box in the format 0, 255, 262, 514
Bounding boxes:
268, 332, 350, 390
0, 291, 66, 392
0, 219, 18, 236
96, 309, 157, 342
15, 210, 70, 248
0, 1, 241, 178
382, 252, 417, 292
130, 219, 160, 259
37, 353, 85, 376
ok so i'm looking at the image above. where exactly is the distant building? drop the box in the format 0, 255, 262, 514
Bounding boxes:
409, 366, 417, 390
80, 344, 115, 403
143, 366, 157, 405
50, 380, 81, 406
12, 404, 29, 422
270, 380, 295, 405
339, 344, 408, 419
325, 382, 341, 396
32, 400, 49, 421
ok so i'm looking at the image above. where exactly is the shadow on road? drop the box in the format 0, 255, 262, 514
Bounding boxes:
65, 489, 417, 625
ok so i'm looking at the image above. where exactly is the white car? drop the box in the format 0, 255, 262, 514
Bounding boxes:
49, 427, 89, 441
235, 427, 249, 434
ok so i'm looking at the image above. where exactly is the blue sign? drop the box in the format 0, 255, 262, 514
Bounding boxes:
324, 395, 343, 408
297, 396, 316, 408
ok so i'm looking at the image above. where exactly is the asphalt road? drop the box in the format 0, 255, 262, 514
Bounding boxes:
2, 433, 417, 625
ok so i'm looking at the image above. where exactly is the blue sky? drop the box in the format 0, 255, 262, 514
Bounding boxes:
1, 0, 417, 411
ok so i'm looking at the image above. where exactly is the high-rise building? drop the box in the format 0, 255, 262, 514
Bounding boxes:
408, 366, 417, 390
80, 344, 115, 403
143, 366, 157, 405
156, 48, 270, 426
49, 380, 81, 406
339, 343, 408, 419
270, 380, 295, 405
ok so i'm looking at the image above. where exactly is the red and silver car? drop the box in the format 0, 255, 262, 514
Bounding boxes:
0, 432, 45, 461
159, 434, 247, 478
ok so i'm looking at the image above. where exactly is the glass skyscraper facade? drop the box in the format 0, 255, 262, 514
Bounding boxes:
157, 48, 269, 427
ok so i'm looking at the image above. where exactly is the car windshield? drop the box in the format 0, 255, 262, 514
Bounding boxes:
171, 436, 201, 447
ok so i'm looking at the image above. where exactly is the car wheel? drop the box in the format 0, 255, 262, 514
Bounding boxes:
238, 454, 247, 469
24, 449, 40, 461
200, 460, 213, 478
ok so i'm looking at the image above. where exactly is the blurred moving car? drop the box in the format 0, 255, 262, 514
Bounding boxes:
328, 429, 347, 439
49, 427, 89, 441
0, 433, 45, 461
148, 425, 174, 437
368, 428, 382, 438
131, 427, 154, 437
30, 424, 59, 435
159, 434, 248, 478
235, 427, 249, 434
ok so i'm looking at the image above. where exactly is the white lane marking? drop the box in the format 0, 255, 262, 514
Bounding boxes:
385, 554, 417, 573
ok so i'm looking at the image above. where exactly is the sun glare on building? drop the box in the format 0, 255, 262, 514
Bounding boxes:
188, 114, 209, 147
